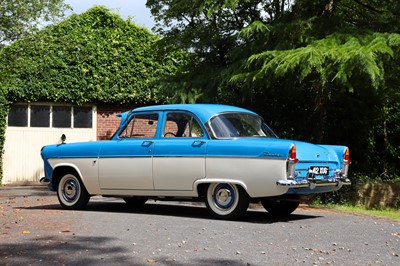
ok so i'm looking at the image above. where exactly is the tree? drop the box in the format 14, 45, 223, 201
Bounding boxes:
147, 0, 400, 177
0, 0, 70, 47
147, 0, 288, 103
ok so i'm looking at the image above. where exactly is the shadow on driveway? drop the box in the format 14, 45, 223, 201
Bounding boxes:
3, 185, 323, 223
22, 197, 322, 224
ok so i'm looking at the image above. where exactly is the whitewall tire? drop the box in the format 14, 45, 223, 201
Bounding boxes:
205, 183, 249, 220
57, 173, 90, 210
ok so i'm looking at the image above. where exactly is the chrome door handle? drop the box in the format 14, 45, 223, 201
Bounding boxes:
142, 140, 154, 147
192, 140, 206, 146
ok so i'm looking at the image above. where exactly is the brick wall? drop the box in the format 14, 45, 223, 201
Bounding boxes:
97, 105, 134, 140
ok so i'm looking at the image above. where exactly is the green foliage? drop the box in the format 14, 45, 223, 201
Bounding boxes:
0, 0, 70, 47
0, 88, 10, 184
147, 0, 279, 103
0, 6, 174, 105
0, 6, 184, 181
336, 0, 400, 33
148, 0, 400, 180
240, 33, 400, 90
0, 0, 68, 182
313, 175, 400, 211
309, 203, 400, 220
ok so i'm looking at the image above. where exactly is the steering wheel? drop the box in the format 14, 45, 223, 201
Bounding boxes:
164, 132, 176, 137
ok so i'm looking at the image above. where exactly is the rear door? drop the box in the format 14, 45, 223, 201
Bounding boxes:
152, 111, 207, 191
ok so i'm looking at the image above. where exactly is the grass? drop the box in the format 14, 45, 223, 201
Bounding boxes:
312, 204, 400, 220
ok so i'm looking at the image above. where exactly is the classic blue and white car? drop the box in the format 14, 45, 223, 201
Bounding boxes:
41, 104, 351, 219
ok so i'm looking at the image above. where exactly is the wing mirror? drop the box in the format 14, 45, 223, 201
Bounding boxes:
61, 134, 66, 144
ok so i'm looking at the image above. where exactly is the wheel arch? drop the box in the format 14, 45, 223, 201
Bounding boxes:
195, 179, 250, 198
52, 164, 84, 192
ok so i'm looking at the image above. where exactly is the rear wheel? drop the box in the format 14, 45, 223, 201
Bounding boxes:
57, 173, 90, 210
205, 183, 249, 220
261, 199, 299, 216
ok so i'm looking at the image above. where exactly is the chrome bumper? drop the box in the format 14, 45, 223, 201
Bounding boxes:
277, 177, 351, 190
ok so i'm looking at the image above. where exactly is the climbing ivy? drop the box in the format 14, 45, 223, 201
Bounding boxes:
0, 89, 10, 184
0, 6, 175, 104
0, 6, 184, 182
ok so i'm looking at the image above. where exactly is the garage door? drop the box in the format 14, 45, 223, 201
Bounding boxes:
2, 103, 96, 184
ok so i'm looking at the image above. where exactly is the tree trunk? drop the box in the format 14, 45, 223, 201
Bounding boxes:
382, 108, 388, 177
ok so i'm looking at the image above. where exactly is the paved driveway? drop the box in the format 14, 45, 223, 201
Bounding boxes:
1, 186, 399, 265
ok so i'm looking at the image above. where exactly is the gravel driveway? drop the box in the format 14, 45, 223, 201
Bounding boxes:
1, 186, 399, 265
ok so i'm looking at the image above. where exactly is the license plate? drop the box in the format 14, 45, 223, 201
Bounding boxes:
309, 166, 329, 175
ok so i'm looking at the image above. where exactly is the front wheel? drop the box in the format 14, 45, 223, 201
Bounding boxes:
57, 173, 90, 210
205, 183, 249, 220
261, 199, 299, 217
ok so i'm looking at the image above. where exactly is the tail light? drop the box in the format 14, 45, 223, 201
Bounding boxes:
343, 147, 351, 164
287, 144, 298, 179
341, 147, 350, 177
289, 144, 299, 163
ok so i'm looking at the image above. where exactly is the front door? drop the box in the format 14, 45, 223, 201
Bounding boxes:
98, 113, 158, 190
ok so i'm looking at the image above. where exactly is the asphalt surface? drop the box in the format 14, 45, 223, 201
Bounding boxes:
1, 186, 399, 265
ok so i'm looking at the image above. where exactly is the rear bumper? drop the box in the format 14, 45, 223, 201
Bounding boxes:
277, 177, 351, 190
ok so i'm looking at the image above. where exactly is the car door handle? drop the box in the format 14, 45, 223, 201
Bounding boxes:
192, 140, 206, 146
142, 140, 154, 147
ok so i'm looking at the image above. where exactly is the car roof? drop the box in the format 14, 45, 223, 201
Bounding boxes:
132, 104, 256, 123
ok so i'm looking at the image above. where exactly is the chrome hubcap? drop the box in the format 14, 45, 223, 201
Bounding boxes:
214, 184, 235, 209
63, 179, 78, 201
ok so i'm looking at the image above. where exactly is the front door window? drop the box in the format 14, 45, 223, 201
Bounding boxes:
119, 113, 158, 138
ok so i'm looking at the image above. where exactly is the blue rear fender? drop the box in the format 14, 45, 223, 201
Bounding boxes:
319, 144, 348, 164
206, 138, 293, 159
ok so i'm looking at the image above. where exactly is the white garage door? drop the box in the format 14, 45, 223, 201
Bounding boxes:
3, 103, 96, 184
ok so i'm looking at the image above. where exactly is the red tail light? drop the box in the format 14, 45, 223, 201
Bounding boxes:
343, 148, 351, 164
287, 144, 298, 179
289, 145, 299, 163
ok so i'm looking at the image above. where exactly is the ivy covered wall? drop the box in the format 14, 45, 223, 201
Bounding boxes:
0, 6, 182, 183
0, 89, 10, 182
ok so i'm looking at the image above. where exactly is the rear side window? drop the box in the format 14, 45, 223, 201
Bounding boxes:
163, 112, 204, 138
209, 112, 278, 139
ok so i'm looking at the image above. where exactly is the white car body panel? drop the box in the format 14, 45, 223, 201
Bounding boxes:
204, 157, 289, 197
48, 158, 101, 194
153, 157, 205, 191
98, 157, 153, 190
